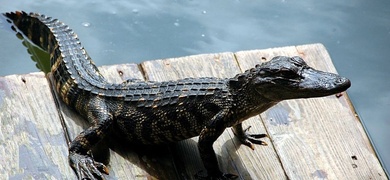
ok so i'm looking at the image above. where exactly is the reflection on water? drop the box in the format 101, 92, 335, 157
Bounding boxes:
0, 0, 389, 175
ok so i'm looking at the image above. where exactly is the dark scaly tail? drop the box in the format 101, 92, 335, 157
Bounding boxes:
4, 11, 56, 53
3, 11, 107, 109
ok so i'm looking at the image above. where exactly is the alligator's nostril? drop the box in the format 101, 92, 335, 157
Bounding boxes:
336, 77, 351, 89
336, 77, 348, 84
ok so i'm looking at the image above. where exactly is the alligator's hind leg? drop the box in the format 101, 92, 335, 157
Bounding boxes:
68, 96, 113, 180
232, 123, 268, 150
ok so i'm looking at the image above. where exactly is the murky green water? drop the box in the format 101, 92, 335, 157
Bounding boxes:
1, 0, 389, 175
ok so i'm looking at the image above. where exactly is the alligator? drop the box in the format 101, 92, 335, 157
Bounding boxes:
4, 11, 351, 180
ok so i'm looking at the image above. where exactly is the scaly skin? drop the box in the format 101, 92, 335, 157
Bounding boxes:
4, 11, 351, 180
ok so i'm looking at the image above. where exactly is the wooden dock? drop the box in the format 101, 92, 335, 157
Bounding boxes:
0, 43, 387, 179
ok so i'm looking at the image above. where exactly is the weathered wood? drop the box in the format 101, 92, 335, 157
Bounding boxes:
0, 73, 74, 179
0, 44, 387, 179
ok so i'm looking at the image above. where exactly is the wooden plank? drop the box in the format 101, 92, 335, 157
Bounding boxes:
0, 73, 75, 179
234, 43, 386, 179
140, 53, 287, 179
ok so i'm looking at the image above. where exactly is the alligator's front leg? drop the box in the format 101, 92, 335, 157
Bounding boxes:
197, 111, 238, 180
232, 123, 268, 150
69, 97, 113, 180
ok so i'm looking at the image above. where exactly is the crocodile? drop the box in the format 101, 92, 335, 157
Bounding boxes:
4, 11, 351, 180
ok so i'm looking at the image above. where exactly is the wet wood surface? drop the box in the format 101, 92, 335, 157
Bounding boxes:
0, 43, 387, 179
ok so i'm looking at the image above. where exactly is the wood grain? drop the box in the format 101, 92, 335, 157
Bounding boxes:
0, 73, 75, 179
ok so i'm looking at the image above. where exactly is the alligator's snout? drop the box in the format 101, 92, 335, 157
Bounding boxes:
325, 73, 351, 92
335, 77, 351, 91
299, 67, 351, 98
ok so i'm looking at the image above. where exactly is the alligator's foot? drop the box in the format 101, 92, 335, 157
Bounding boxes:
234, 126, 268, 150
69, 152, 109, 180
195, 170, 238, 180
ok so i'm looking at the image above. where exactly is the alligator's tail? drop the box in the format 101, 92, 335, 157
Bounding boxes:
3, 11, 107, 107
4, 11, 56, 53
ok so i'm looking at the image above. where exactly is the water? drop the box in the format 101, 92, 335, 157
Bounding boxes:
0, 0, 389, 175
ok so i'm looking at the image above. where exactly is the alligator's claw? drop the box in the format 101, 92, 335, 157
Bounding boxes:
234, 126, 268, 150
69, 152, 108, 180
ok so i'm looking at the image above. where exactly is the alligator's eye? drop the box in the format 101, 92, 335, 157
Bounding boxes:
279, 69, 299, 79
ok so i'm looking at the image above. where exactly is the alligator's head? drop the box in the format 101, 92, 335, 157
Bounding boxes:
230, 56, 351, 101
